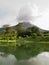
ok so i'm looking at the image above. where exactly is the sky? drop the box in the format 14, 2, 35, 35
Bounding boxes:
0, 0, 49, 30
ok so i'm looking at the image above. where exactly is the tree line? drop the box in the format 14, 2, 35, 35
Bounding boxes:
0, 23, 49, 41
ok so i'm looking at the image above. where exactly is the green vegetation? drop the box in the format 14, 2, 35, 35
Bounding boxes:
0, 23, 49, 46
0, 23, 49, 60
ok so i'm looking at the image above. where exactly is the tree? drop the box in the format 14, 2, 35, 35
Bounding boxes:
16, 23, 26, 37
3, 24, 11, 33
2, 24, 17, 44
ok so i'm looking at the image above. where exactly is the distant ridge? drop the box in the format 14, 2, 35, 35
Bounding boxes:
0, 22, 49, 33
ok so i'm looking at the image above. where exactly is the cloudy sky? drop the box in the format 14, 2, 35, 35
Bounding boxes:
0, 0, 49, 30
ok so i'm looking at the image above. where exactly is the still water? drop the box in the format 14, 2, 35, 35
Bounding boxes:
0, 44, 49, 65
0, 51, 49, 65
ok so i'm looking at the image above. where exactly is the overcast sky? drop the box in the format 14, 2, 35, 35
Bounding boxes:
0, 0, 49, 30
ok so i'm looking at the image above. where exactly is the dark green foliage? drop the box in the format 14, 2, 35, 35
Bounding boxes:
0, 24, 49, 60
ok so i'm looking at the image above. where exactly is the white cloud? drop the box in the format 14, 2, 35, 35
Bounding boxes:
0, 0, 19, 27
17, 3, 39, 23
0, 0, 49, 30
33, 8, 49, 30
0, 0, 40, 27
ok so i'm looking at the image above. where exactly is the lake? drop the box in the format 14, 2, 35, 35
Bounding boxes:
0, 43, 49, 65
0, 51, 49, 65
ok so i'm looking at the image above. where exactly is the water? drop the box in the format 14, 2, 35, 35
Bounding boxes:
0, 44, 49, 65
0, 52, 17, 65
0, 52, 49, 65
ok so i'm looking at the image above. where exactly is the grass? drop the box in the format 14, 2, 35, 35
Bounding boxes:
0, 40, 16, 42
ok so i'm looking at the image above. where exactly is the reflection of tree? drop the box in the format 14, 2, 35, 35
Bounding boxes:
3, 46, 9, 54
0, 46, 16, 55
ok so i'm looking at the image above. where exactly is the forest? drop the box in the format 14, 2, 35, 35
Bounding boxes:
0, 22, 49, 46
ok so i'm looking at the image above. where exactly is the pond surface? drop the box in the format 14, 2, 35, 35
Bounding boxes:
0, 51, 49, 65
0, 43, 49, 65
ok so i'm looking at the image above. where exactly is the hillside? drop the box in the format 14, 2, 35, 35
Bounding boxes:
0, 22, 49, 33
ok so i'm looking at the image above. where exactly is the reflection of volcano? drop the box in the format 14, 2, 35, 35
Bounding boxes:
28, 52, 49, 65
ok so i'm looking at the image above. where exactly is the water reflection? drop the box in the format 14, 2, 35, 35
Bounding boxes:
18, 52, 49, 65
0, 52, 49, 65
0, 52, 17, 65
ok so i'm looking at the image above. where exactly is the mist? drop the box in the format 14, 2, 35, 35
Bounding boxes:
17, 3, 39, 23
